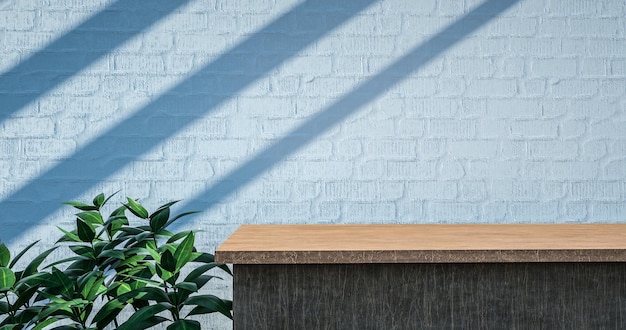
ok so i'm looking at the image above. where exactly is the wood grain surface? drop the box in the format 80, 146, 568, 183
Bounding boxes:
215, 224, 626, 263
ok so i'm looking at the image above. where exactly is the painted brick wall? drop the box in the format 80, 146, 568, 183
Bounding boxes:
1, 0, 625, 327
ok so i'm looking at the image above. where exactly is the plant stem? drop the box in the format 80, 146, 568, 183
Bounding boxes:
3, 293, 15, 318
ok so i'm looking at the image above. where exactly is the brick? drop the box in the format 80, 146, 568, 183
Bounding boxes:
465, 79, 517, 98
560, 120, 587, 139
550, 79, 599, 98
383, 0, 437, 15
448, 140, 498, 159
396, 119, 425, 137
326, 181, 403, 201
460, 181, 486, 201
520, 79, 547, 96
582, 140, 606, 160
600, 80, 626, 97
419, 139, 446, 159
437, 78, 466, 97
406, 98, 459, 118
184, 160, 215, 180
590, 203, 626, 221
282, 56, 332, 75
196, 139, 248, 159
386, 161, 437, 179
300, 77, 355, 97
570, 18, 623, 37
344, 202, 396, 223
298, 161, 353, 179
482, 202, 508, 221
239, 181, 292, 201
467, 161, 520, 179
238, 97, 293, 118
131, 161, 185, 180
486, 99, 542, 119
343, 118, 395, 137
500, 141, 527, 160
393, 78, 438, 97
567, 99, 616, 121
439, 160, 465, 180
429, 120, 475, 139
511, 120, 558, 138
580, 59, 607, 77
565, 202, 588, 221
317, 202, 341, 221
477, 119, 508, 138
293, 182, 320, 201
460, 99, 486, 119
358, 160, 385, 179
497, 58, 525, 78
365, 140, 416, 158
530, 59, 577, 77
571, 181, 625, 201
335, 140, 362, 160
406, 181, 457, 201
0, 10, 35, 31
548, 161, 598, 180
590, 120, 626, 138
1, 118, 55, 138
510, 202, 559, 222
446, 58, 495, 77
509, 37, 560, 56
260, 202, 311, 222
536, 18, 569, 36
55, 117, 86, 138
428, 202, 478, 222
610, 140, 626, 157
611, 59, 626, 76
542, 181, 566, 200
484, 18, 537, 37
604, 160, 626, 179
528, 141, 578, 159
546, 1, 598, 16
491, 180, 541, 201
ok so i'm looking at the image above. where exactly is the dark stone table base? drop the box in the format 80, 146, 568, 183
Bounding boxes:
234, 263, 626, 329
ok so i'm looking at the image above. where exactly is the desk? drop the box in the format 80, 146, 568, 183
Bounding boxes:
216, 224, 626, 329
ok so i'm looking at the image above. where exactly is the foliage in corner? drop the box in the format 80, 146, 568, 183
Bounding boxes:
0, 192, 232, 330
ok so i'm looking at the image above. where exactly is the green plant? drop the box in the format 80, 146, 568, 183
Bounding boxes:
0, 193, 232, 330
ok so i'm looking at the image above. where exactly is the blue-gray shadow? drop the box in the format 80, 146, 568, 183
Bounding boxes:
177, 0, 521, 226
0, 0, 378, 243
0, 0, 191, 123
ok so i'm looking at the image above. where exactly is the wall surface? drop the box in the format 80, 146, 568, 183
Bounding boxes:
1, 0, 625, 328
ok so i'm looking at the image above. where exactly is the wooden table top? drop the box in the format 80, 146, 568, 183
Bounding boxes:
215, 224, 626, 264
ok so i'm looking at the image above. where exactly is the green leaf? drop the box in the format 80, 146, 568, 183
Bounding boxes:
167, 231, 193, 244
97, 249, 125, 260
116, 302, 172, 330
149, 206, 170, 234
185, 263, 218, 282
135, 287, 170, 303
9, 240, 39, 268
0, 267, 15, 291
174, 232, 194, 271
69, 245, 95, 259
163, 211, 200, 229
22, 246, 57, 278
56, 227, 81, 243
47, 268, 74, 300
167, 319, 201, 330
175, 281, 198, 292
0, 301, 9, 314
0, 244, 9, 267
62, 201, 98, 211
160, 250, 176, 273
93, 298, 125, 328
185, 295, 232, 319
93, 193, 106, 208
31, 316, 63, 330
124, 198, 149, 219
76, 219, 96, 242
77, 211, 104, 226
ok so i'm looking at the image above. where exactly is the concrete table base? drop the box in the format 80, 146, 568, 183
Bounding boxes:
234, 262, 626, 329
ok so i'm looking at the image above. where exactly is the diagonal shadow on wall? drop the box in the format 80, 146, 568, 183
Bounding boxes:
0, 0, 379, 243
177, 0, 522, 226
0, 0, 191, 124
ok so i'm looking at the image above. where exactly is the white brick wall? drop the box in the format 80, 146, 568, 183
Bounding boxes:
1, 0, 625, 327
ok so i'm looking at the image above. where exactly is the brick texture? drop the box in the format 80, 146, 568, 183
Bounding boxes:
1, 1, 625, 328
